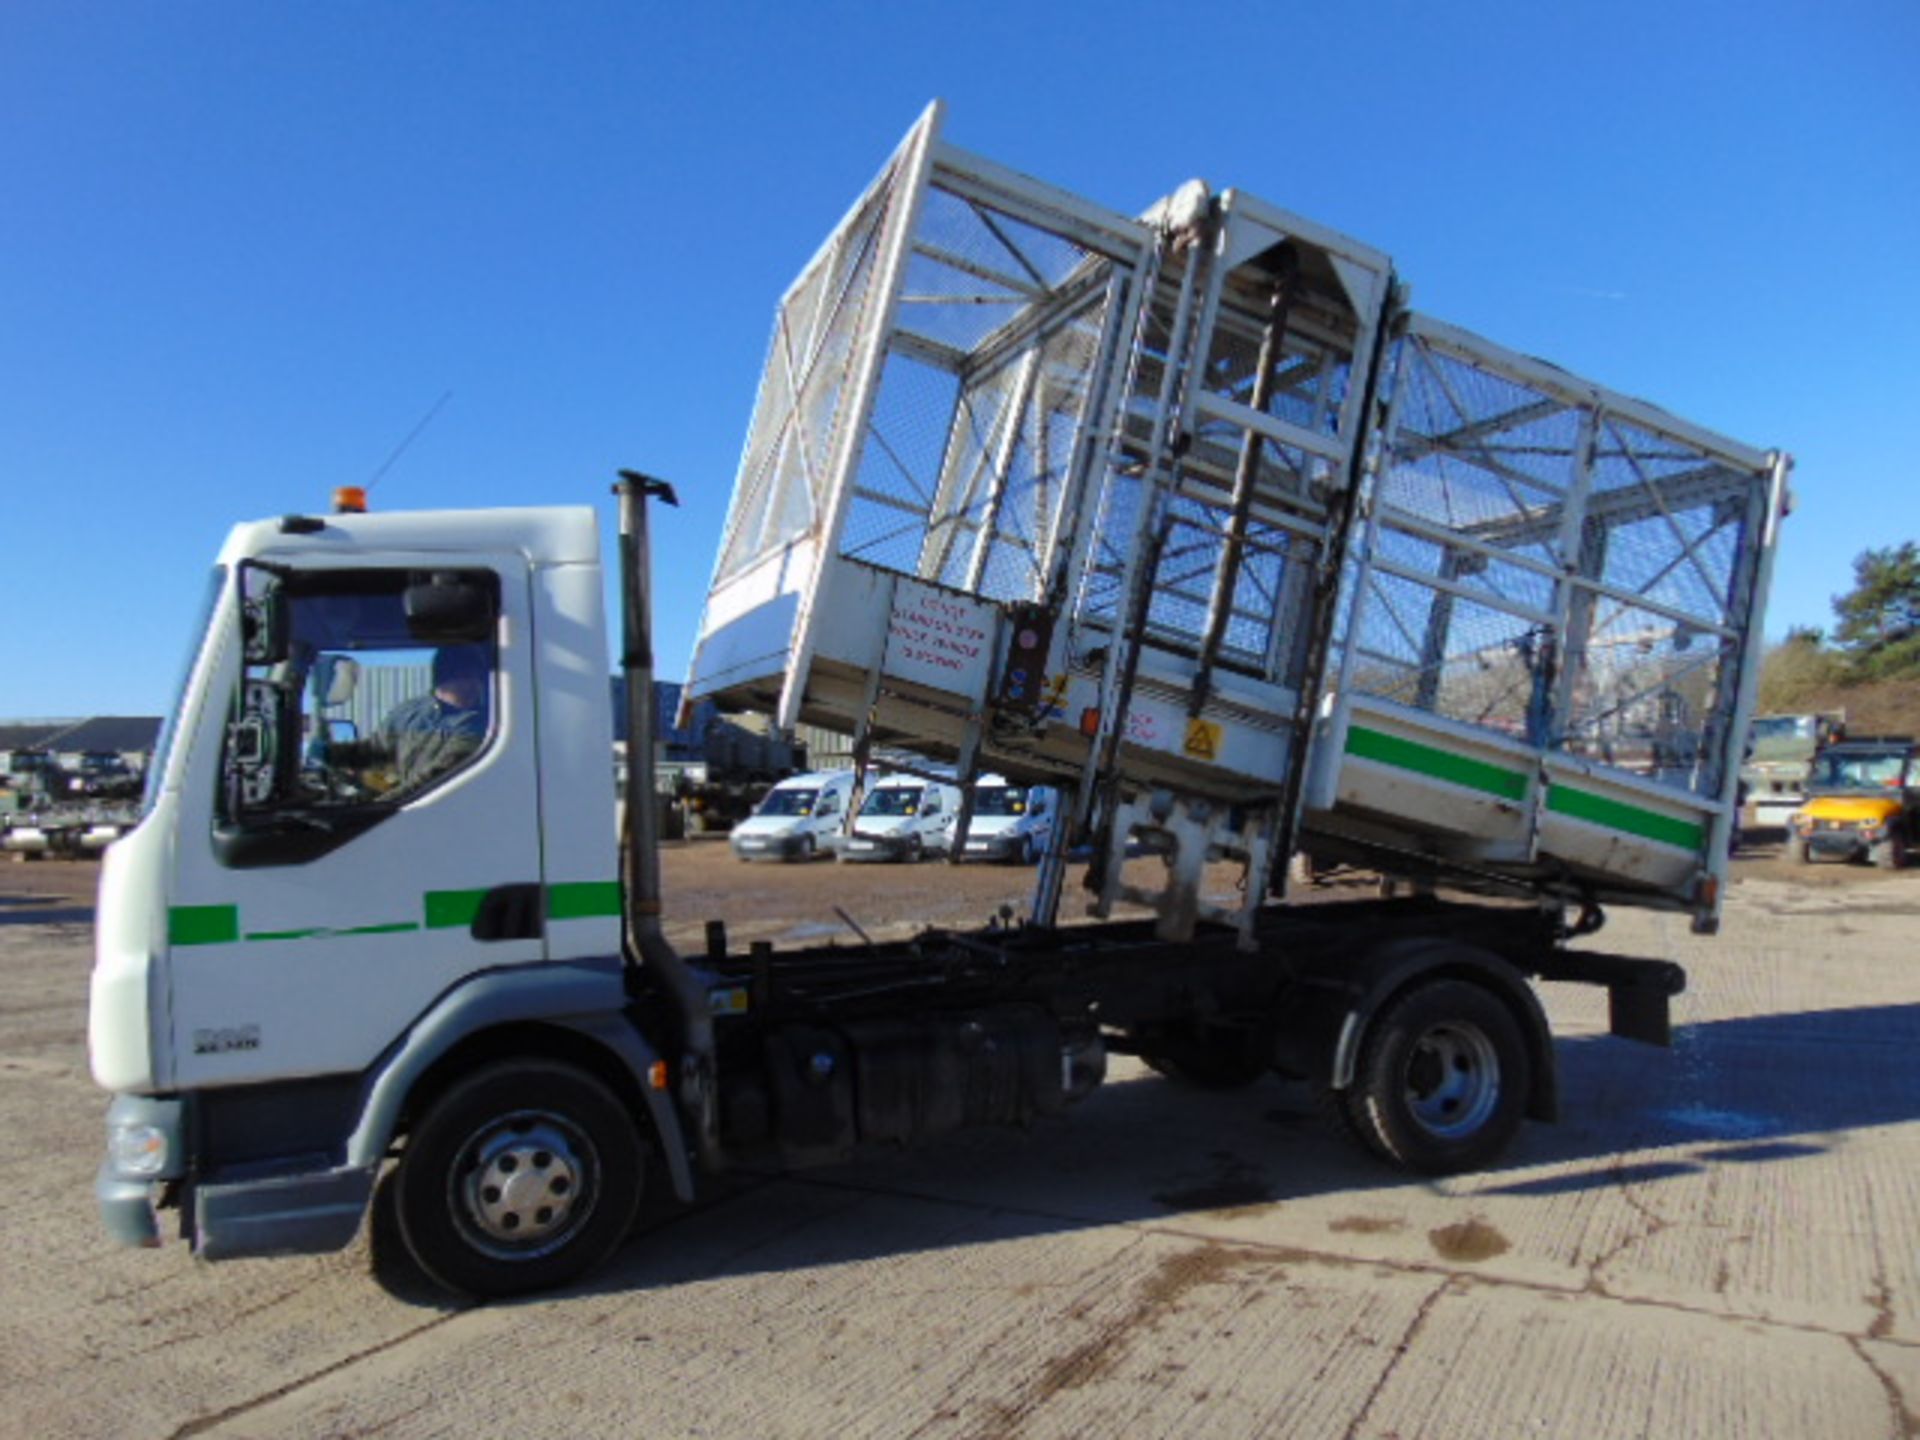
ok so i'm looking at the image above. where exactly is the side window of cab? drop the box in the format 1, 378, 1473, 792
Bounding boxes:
215, 565, 500, 868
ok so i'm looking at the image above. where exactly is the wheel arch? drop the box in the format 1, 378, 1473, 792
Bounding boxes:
1315, 937, 1558, 1124
345, 961, 695, 1202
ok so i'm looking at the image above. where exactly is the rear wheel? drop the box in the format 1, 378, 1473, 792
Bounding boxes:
1342, 980, 1528, 1174
395, 1060, 644, 1299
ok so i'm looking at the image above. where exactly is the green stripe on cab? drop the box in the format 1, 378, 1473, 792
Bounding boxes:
169, 904, 240, 947
423, 889, 490, 930
548, 881, 622, 920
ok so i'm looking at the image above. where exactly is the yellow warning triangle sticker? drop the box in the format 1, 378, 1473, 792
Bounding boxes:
1183, 717, 1221, 762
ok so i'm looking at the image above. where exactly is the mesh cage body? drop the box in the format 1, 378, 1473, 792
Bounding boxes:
1334, 320, 1774, 803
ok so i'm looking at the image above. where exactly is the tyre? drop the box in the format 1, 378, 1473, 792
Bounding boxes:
1343, 980, 1529, 1174
906, 834, 924, 863
395, 1060, 645, 1299
796, 834, 816, 862
1787, 836, 1811, 865
1871, 831, 1908, 870
1016, 835, 1035, 866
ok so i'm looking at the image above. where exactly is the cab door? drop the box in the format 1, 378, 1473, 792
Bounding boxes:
163, 556, 547, 1089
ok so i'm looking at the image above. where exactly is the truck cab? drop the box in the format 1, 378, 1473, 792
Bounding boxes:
88, 505, 661, 1269
1788, 738, 1917, 868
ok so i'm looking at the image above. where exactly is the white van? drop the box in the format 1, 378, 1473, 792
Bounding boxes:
729, 771, 854, 862
960, 776, 1059, 864
840, 773, 961, 863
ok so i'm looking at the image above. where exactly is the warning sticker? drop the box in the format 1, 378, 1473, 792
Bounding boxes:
1183, 717, 1222, 762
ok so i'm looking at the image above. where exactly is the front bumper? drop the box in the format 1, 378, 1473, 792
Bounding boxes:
959, 833, 1023, 861
731, 832, 811, 861
96, 1165, 165, 1248
97, 1093, 374, 1259
1806, 827, 1870, 858
838, 833, 917, 862
96, 1094, 184, 1248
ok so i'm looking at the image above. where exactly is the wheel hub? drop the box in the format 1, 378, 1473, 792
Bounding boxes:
1403, 1023, 1500, 1139
458, 1114, 592, 1252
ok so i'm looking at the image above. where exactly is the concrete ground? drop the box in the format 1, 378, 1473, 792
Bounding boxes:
2, 839, 1916, 1439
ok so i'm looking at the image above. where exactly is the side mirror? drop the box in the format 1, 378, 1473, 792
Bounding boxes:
226, 679, 285, 809
405, 573, 496, 643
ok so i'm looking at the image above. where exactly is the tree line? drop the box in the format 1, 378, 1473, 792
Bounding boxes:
1759, 542, 1920, 720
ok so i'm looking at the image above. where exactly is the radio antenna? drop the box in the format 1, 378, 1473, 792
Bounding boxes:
366, 389, 453, 492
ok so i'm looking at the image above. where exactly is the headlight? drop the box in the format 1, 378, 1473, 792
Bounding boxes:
108, 1122, 171, 1178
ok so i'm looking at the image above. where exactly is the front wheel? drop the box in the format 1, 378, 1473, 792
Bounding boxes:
1872, 831, 1908, 870
395, 1060, 645, 1299
1787, 836, 1811, 865
1342, 980, 1529, 1175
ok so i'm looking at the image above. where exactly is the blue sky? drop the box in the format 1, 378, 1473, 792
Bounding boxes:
3, 2, 1913, 717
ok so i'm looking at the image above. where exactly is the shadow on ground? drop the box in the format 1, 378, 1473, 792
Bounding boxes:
369, 999, 1920, 1305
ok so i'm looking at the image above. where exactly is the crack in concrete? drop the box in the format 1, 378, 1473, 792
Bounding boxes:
1340, 1274, 1456, 1440
955, 1241, 1287, 1440
900, 1233, 1148, 1440
164, 1310, 466, 1440
784, 1169, 1920, 1353
1849, 1337, 1920, 1440
1581, 1141, 1674, 1298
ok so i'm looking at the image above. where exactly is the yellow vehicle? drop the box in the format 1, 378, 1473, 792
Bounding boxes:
1789, 738, 1918, 869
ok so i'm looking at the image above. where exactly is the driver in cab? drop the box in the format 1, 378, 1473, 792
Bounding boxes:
335, 645, 491, 796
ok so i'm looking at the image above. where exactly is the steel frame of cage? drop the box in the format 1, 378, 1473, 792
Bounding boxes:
684, 103, 1790, 941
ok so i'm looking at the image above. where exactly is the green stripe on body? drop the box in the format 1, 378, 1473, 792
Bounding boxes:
547, 880, 621, 920
171, 881, 621, 946
423, 888, 489, 930
245, 922, 420, 942
169, 904, 239, 947
1344, 724, 1530, 801
1546, 784, 1705, 850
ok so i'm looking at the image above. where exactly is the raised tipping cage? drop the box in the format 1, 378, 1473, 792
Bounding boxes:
685, 103, 1788, 941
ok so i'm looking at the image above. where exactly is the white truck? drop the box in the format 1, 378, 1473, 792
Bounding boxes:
89, 105, 1788, 1300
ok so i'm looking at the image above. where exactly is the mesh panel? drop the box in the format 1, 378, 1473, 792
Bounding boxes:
1331, 327, 1766, 796
836, 178, 1117, 608
717, 181, 893, 579
1201, 305, 1352, 439
1370, 523, 1556, 614
1559, 593, 1730, 791
894, 188, 1095, 353
838, 352, 959, 572
1587, 418, 1749, 626
1343, 568, 1544, 736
